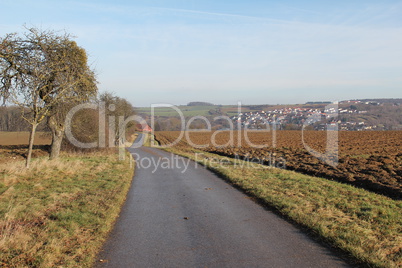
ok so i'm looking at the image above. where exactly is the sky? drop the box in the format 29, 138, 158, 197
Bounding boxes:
1, 0, 402, 107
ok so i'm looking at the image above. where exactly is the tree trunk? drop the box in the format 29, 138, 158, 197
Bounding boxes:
50, 129, 63, 159
26, 123, 38, 168
49, 114, 64, 160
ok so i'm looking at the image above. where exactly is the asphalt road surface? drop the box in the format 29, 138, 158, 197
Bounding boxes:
95, 134, 351, 268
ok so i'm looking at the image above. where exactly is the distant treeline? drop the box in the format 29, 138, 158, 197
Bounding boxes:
187, 102, 214, 106
0, 106, 48, 132
305, 101, 332, 104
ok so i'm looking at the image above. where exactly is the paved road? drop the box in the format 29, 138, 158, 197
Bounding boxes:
95, 134, 351, 267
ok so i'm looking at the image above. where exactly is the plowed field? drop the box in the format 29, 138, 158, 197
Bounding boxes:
155, 131, 402, 199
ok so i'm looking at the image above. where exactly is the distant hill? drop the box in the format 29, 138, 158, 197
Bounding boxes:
305, 101, 332, 105
344, 98, 402, 104
187, 102, 214, 106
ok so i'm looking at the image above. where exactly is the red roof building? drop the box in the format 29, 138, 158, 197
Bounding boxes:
137, 124, 152, 132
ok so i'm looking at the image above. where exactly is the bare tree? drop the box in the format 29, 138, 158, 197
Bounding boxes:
0, 27, 97, 167
99, 91, 136, 146
46, 42, 97, 159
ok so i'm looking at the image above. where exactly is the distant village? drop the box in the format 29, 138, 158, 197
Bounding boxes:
231, 100, 389, 131
141, 99, 401, 131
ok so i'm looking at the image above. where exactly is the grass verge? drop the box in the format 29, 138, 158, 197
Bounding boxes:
0, 150, 134, 267
142, 133, 157, 147
164, 147, 402, 268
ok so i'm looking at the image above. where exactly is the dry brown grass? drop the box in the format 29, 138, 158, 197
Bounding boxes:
0, 150, 134, 267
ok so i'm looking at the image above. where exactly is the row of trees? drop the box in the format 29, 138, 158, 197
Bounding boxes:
0, 27, 136, 167
0, 27, 97, 167
65, 92, 137, 152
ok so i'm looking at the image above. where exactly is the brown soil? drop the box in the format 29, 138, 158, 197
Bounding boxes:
0, 132, 51, 163
155, 131, 402, 199
0, 145, 50, 164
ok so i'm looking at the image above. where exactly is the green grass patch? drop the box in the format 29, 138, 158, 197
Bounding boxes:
0, 150, 134, 267
164, 147, 402, 268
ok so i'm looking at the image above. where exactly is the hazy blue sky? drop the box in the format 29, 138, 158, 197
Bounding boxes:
1, 0, 402, 106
